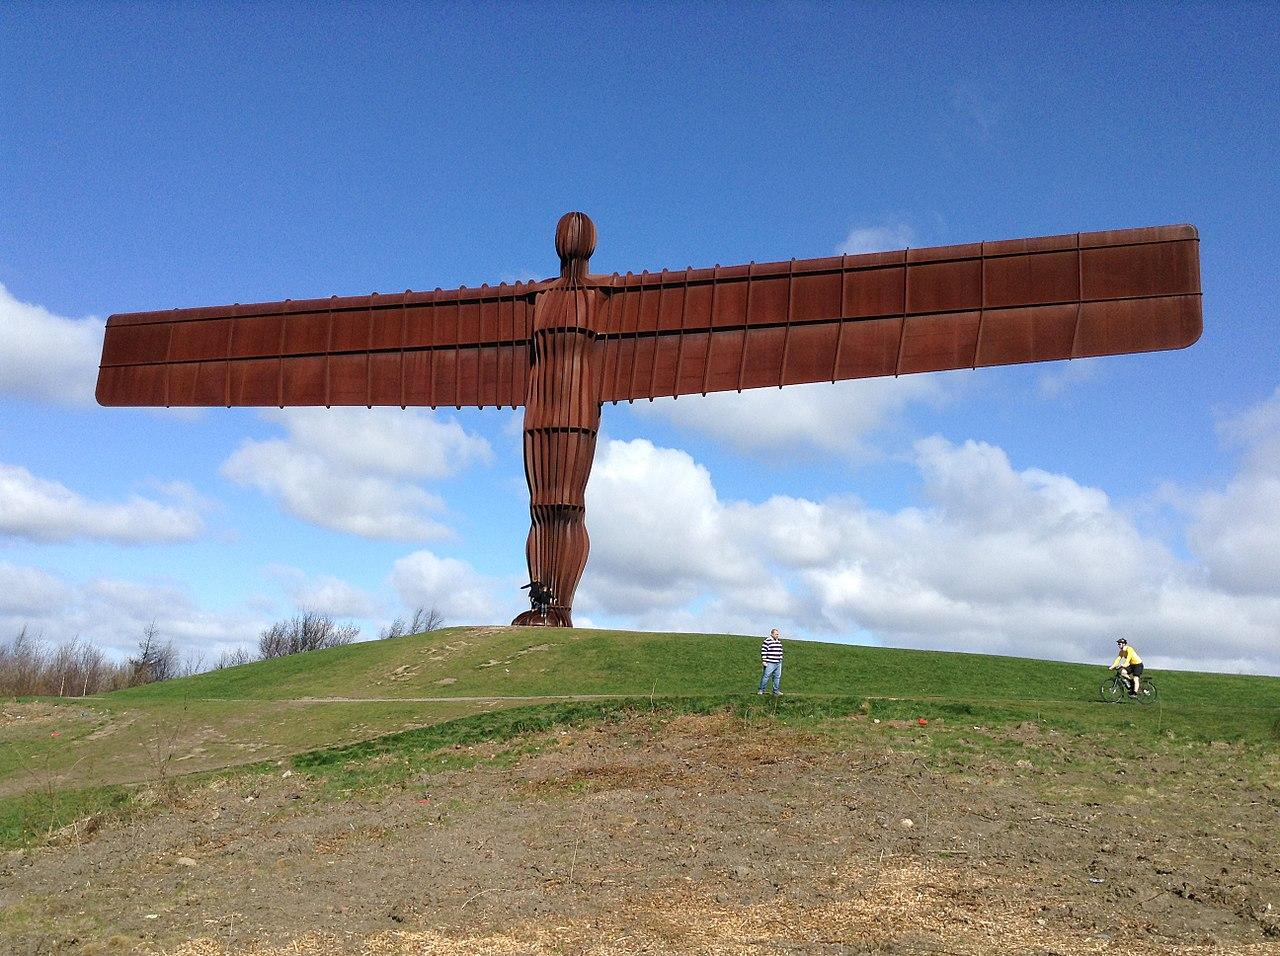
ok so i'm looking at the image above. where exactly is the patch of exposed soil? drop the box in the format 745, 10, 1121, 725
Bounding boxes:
0, 702, 99, 729
1, 713, 1276, 955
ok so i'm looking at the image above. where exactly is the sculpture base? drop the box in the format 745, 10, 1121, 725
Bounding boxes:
511, 607, 573, 627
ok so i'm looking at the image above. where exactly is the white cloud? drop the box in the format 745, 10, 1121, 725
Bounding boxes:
1037, 359, 1101, 398
389, 550, 501, 624
838, 223, 916, 255
266, 565, 380, 618
1187, 386, 1280, 595
222, 439, 449, 540
580, 439, 761, 614
578, 432, 1280, 676
634, 377, 947, 461
261, 407, 490, 481
0, 562, 71, 614
0, 565, 265, 660
0, 283, 102, 406
221, 407, 491, 541
0, 463, 203, 543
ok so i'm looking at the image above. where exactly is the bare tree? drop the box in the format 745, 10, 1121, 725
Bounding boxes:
1, 626, 46, 696
49, 642, 78, 697
0, 629, 127, 696
379, 606, 444, 639
214, 646, 253, 669
257, 612, 358, 660
128, 620, 178, 685
177, 648, 206, 678
75, 641, 107, 696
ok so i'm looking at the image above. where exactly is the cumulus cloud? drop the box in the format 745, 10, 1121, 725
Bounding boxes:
0, 283, 102, 406
634, 377, 947, 462
0, 463, 203, 543
389, 550, 502, 624
1187, 386, 1280, 595
579, 432, 1280, 675
0, 564, 265, 660
221, 407, 491, 540
1037, 359, 1101, 398
838, 223, 916, 256
266, 565, 380, 618
582, 439, 761, 612
0, 562, 71, 614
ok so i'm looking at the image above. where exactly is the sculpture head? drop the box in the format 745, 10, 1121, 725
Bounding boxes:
555, 211, 596, 280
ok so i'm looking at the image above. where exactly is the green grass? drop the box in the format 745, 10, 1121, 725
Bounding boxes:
289, 688, 1277, 797
0, 695, 491, 799
112, 625, 1280, 715
0, 782, 133, 848
1, 626, 1275, 836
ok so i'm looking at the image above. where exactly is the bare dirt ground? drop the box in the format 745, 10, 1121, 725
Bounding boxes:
1, 712, 1276, 955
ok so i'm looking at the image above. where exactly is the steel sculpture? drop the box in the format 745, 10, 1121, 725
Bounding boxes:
97, 214, 1202, 625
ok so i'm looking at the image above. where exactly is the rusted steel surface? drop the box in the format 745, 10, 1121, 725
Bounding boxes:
514, 214, 603, 627
97, 214, 1202, 625
97, 286, 538, 409
97, 223, 1201, 410
593, 224, 1201, 401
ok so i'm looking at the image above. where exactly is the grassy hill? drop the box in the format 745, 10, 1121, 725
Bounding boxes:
115, 624, 1277, 715
1, 625, 1276, 845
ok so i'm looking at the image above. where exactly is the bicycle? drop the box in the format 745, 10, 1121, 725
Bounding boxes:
1100, 671, 1159, 705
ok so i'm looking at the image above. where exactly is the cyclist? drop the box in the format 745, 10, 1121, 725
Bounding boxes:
1109, 638, 1144, 697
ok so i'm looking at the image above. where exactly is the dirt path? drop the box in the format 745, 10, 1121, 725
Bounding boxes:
282, 694, 629, 703
1, 713, 1276, 954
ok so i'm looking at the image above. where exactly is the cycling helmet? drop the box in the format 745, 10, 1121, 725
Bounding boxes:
1116, 638, 1128, 646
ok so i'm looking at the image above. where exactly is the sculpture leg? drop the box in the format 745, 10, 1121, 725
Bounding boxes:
514, 426, 598, 627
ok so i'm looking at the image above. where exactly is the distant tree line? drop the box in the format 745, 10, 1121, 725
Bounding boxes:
0, 621, 203, 697
257, 611, 359, 659
2, 605, 445, 697
378, 606, 443, 639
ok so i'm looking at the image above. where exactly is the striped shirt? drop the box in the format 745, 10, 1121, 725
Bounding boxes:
761, 635, 783, 665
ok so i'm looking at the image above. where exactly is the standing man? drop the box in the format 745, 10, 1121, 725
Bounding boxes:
758, 628, 784, 696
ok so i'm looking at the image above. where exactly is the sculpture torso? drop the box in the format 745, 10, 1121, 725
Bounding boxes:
525, 286, 605, 434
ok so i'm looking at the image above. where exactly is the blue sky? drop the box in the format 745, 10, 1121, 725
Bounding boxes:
2, 3, 1277, 673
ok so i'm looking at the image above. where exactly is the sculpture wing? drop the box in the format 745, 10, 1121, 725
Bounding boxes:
595, 225, 1201, 403
97, 283, 539, 408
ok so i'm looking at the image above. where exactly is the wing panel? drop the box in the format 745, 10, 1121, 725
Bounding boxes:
169, 319, 232, 362
974, 304, 1078, 366
283, 311, 330, 354
281, 356, 327, 406
97, 285, 536, 407
369, 353, 404, 406
100, 321, 171, 367
1074, 295, 1202, 357
779, 322, 841, 385
906, 259, 982, 314
984, 250, 1078, 308
330, 310, 371, 352
228, 358, 280, 406
898, 312, 982, 375
833, 317, 903, 380
1081, 242, 1199, 300
597, 224, 1201, 401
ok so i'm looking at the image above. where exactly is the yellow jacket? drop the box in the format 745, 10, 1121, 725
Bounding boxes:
1111, 646, 1142, 668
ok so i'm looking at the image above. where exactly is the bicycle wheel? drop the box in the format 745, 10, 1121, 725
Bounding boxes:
1100, 676, 1125, 704
1135, 678, 1158, 705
